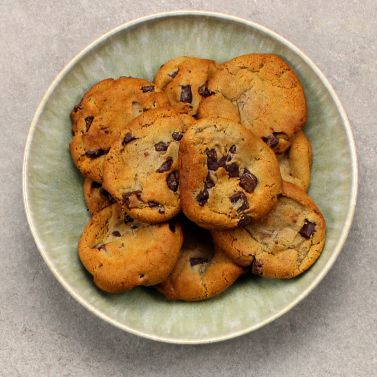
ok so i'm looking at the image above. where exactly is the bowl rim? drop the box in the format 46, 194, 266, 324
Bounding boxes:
22, 10, 358, 345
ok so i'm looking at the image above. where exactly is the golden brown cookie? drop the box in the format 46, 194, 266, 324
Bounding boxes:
155, 56, 218, 116
83, 178, 115, 215
198, 54, 307, 153
179, 117, 282, 229
70, 77, 169, 182
158, 221, 244, 301
78, 204, 183, 293
278, 131, 312, 191
103, 108, 194, 223
212, 182, 326, 279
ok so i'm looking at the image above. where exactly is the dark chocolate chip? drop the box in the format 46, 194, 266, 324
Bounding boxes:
73, 104, 82, 112
112, 230, 121, 237
238, 215, 252, 227
130, 224, 139, 229
226, 162, 240, 177
154, 141, 169, 151
239, 168, 258, 193
206, 148, 218, 170
85, 116, 94, 131
180, 85, 192, 103
217, 155, 228, 169
123, 190, 142, 209
229, 145, 237, 153
172, 131, 183, 141
190, 257, 209, 266
99, 188, 115, 203
156, 157, 173, 173
230, 192, 249, 212
124, 215, 134, 224
141, 85, 155, 92
251, 259, 263, 275
169, 222, 176, 232
204, 173, 215, 189
91, 181, 102, 189
158, 207, 165, 214
262, 134, 279, 149
198, 84, 213, 97
168, 70, 178, 78
85, 148, 109, 158
148, 201, 159, 207
122, 132, 136, 145
166, 171, 179, 192
299, 220, 316, 239
196, 188, 209, 206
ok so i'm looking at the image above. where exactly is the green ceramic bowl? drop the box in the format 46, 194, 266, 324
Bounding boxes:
23, 11, 357, 344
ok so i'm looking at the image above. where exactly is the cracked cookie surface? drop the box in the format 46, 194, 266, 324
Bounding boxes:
70, 77, 169, 182
278, 131, 312, 191
179, 117, 282, 229
198, 54, 307, 153
83, 178, 115, 215
157, 221, 244, 301
212, 182, 326, 279
155, 56, 218, 116
78, 204, 183, 293
103, 108, 194, 223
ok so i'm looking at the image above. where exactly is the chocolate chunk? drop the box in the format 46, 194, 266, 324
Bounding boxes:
99, 188, 115, 203
112, 230, 121, 237
190, 257, 209, 266
180, 85, 192, 103
156, 157, 173, 173
262, 134, 279, 149
206, 148, 218, 170
154, 141, 169, 151
168, 70, 178, 78
141, 85, 155, 92
122, 132, 136, 145
251, 259, 263, 275
158, 207, 165, 214
124, 215, 134, 224
73, 104, 82, 113
130, 224, 139, 229
226, 162, 240, 177
230, 192, 249, 212
85, 116, 94, 131
238, 215, 252, 227
229, 144, 236, 153
123, 191, 142, 209
299, 220, 316, 239
198, 84, 213, 97
204, 173, 215, 189
239, 169, 258, 193
85, 148, 109, 158
169, 222, 176, 232
217, 155, 228, 169
166, 171, 179, 192
196, 188, 209, 206
172, 131, 183, 141
91, 181, 102, 189
148, 201, 159, 207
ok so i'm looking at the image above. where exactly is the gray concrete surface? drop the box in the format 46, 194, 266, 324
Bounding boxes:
0, 1, 376, 376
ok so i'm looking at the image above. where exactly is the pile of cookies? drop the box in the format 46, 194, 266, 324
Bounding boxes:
70, 54, 326, 301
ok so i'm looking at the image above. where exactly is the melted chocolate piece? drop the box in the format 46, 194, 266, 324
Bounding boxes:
141, 85, 155, 92
166, 171, 179, 192
206, 148, 218, 170
299, 220, 316, 239
226, 162, 240, 178
198, 84, 213, 97
180, 85, 192, 103
238, 215, 252, 227
172, 131, 183, 141
85, 148, 109, 158
85, 116, 94, 131
229, 145, 236, 153
230, 192, 249, 212
112, 230, 121, 237
168, 70, 178, 78
122, 132, 136, 145
156, 157, 173, 173
154, 141, 169, 151
239, 168, 258, 193
262, 134, 279, 148
196, 188, 209, 206
204, 173, 215, 189
123, 191, 142, 209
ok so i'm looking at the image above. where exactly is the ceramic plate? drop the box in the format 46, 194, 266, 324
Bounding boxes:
23, 11, 357, 344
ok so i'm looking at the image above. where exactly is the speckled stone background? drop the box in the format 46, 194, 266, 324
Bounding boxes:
1, 1, 376, 376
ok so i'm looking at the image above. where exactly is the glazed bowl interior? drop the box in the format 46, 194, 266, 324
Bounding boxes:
23, 11, 357, 344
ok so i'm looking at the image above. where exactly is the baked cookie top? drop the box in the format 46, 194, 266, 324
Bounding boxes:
83, 178, 115, 215
278, 131, 312, 191
158, 221, 244, 301
103, 107, 194, 223
212, 182, 326, 279
155, 56, 218, 116
179, 117, 282, 229
70, 77, 169, 182
78, 204, 183, 293
198, 54, 307, 153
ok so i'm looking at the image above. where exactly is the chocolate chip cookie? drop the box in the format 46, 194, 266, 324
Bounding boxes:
78, 204, 183, 293
155, 56, 218, 116
83, 178, 115, 215
179, 117, 282, 229
212, 182, 326, 279
70, 77, 169, 182
103, 108, 194, 223
158, 221, 244, 301
198, 54, 307, 153
278, 131, 312, 191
